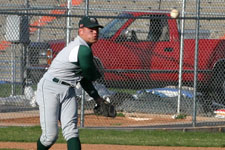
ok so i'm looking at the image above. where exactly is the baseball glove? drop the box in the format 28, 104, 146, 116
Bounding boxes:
93, 100, 117, 117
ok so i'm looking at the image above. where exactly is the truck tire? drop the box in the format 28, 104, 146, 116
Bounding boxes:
210, 63, 225, 105
27, 68, 46, 84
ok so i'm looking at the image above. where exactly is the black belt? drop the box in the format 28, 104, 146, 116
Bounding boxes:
52, 78, 75, 87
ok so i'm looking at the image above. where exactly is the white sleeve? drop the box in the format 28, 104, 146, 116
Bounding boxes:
69, 45, 80, 62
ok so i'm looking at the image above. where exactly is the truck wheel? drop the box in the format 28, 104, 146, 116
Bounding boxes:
27, 69, 46, 85
210, 64, 225, 105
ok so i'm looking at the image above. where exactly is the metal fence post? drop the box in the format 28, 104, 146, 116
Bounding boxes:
21, 0, 30, 94
80, 90, 85, 128
80, 0, 90, 128
85, 0, 89, 16
177, 0, 186, 115
11, 44, 16, 96
192, 0, 201, 127
66, 0, 72, 46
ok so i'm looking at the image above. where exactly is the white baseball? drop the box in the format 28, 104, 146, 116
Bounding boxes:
170, 9, 179, 19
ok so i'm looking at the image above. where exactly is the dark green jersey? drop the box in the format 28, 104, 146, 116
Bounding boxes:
78, 45, 101, 81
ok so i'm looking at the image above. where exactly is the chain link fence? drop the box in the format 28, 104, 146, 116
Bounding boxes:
0, 0, 225, 128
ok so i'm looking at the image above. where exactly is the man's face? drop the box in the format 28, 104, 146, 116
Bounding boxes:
79, 27, 99, 44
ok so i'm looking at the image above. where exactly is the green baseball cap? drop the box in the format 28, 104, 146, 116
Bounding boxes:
78, 16, 103, 28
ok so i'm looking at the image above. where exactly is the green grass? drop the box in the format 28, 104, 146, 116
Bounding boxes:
116, 112, 125, 117
0, 84, 37, 97
109, 88, 137, 95
0, 84, 22, 97
0, 126, 225, 147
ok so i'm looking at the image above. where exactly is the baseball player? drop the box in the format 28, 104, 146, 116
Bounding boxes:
36, 16, 104, 150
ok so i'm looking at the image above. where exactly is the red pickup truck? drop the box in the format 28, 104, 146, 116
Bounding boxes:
27, 10, 225, 97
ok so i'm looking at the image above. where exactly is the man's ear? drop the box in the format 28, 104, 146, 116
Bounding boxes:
78, 28, 83, 35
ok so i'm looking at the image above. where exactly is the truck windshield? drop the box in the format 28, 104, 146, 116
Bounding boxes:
99, 13, 133, 39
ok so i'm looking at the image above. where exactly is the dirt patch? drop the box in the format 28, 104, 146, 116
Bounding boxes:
1, 142, 225, 150
0, 112, 204, 127
0, 111, 220, 128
